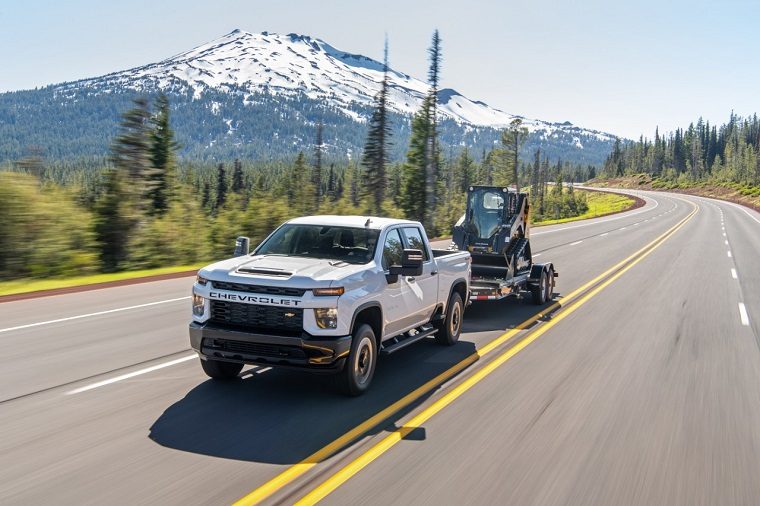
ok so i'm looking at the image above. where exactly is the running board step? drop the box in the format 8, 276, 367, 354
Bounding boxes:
380, 327, 438, 355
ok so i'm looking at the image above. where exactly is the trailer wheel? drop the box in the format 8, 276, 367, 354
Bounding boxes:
530, 267, 554, 305
435, 291, 464, 346
335, 324, 377, 396
200, 358, 243, 380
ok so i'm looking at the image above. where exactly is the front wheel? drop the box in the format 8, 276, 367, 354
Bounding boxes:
336, 324, 378, 396
435, 291, 464, 346
200, 358, 243, 380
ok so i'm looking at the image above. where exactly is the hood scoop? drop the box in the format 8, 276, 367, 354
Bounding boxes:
236, 266, 293, 277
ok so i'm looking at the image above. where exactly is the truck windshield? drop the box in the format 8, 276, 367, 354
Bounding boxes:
256, 224, 380, 264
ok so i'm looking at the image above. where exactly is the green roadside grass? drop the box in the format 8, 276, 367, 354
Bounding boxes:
532, 190, 636, 227
0, 264, 205, 297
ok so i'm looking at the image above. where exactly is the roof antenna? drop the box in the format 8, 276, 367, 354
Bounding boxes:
365, 218, 371, 227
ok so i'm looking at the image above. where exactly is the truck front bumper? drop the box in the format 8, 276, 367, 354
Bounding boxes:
189, 322, 351, 372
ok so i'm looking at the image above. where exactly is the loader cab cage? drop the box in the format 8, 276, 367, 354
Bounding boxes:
461, 187, 524, 242
466, 188, 505, 240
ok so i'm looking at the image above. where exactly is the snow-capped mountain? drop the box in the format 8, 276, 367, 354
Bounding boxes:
61, 29, 614, 141
0, 30, 619, 164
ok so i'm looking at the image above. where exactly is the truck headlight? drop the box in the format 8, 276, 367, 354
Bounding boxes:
314, 308, 338, 329
192, 293, 206, 316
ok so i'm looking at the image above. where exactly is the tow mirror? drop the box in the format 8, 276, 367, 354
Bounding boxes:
234, 236, 250, 256
389, 249, 424, 277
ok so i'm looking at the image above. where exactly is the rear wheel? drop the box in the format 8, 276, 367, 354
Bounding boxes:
435, 291, 464, 346
200, 358, 243, 380
530, 267, 555, 305
336, 324, 377, 396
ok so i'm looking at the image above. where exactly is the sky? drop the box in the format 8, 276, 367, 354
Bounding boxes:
1, 0, 758, 139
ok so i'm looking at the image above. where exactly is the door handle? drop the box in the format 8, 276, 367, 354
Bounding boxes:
431, 270, 438, 276
407, 276, 416, 283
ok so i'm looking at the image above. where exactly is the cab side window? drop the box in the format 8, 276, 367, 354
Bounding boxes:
382, 229, 404, 270
401, 227, 429, 261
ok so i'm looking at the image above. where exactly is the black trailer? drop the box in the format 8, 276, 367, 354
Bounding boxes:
451, 186, 557, 304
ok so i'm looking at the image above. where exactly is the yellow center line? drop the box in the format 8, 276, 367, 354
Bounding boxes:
233, 198, 697, 506
293, 201, 698, 505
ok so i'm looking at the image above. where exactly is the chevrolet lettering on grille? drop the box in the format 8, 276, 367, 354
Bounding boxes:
208, 291, 302, 306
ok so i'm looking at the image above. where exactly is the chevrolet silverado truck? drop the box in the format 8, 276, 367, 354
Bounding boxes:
190, 216, 470, 395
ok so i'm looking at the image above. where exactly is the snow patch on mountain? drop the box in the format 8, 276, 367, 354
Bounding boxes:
55, 29, 617, 146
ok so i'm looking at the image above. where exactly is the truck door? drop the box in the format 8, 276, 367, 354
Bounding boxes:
381, 228, 427, 336
401, 226, 438, 326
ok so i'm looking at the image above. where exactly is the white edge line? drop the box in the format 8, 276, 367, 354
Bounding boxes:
0, 296, 191, 334
66, 354, 197, 394
739, 303, 750, 326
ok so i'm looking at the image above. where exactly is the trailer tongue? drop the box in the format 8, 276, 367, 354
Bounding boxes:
452, 186, 557, 304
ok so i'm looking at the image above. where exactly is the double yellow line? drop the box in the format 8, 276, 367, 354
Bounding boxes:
235, 199, 698, 506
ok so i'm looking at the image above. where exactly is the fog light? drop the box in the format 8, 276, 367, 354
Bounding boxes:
192, 293, 205, 316
314, 308, 338, 329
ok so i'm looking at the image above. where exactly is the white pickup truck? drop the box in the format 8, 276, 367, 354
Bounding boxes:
190, 215, 470, 395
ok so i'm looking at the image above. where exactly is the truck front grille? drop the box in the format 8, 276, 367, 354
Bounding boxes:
210, 300, 303, 335
211, 281, 306, 297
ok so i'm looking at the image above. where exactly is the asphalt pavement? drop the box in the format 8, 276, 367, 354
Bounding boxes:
1, 189, 758, 505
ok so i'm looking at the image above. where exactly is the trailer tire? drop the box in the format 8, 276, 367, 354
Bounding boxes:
435, 291, 464, 346
200, 358, 243, 380
530, 267, 554, 305
335, 324, 377, 396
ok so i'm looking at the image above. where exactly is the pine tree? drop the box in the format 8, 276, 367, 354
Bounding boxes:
456, 147, 475, 193
401, 98, 431, 222
215, 163, 227, 210
424, 29, 442, 231
313, 123, 324, 204
500, 118, 528, 189
201, 182, 211, 209
531, 148, 541, 199
111, 97, 154, 211
94, 168, 133, 271
540, 156, 549, 214
16, 145, 45, 180
232, 158, 244, 193
293, 151, 316, 214
482, 149, 495, 185
361, 37, 392, 215
147, 93, 178, 216
327, 163, 336, 201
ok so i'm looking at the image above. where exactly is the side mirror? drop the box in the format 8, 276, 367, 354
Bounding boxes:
234, 236, 250, 256
389, 249, 424, 277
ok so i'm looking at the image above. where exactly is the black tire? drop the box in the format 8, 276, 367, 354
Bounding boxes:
530, 267, 555, 305
336, 324, 378, 396
200, 358, 243, 380
435, 291, 464, 346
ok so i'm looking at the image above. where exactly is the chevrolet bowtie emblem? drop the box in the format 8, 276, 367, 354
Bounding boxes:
284, 312, 296, 317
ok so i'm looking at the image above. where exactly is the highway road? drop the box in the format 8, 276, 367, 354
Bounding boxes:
1, 189, 759, 505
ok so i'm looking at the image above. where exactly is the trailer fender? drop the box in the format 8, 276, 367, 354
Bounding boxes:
527, 263, 556, 286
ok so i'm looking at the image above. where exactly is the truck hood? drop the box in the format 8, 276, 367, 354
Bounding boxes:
199, 254, 370, 287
